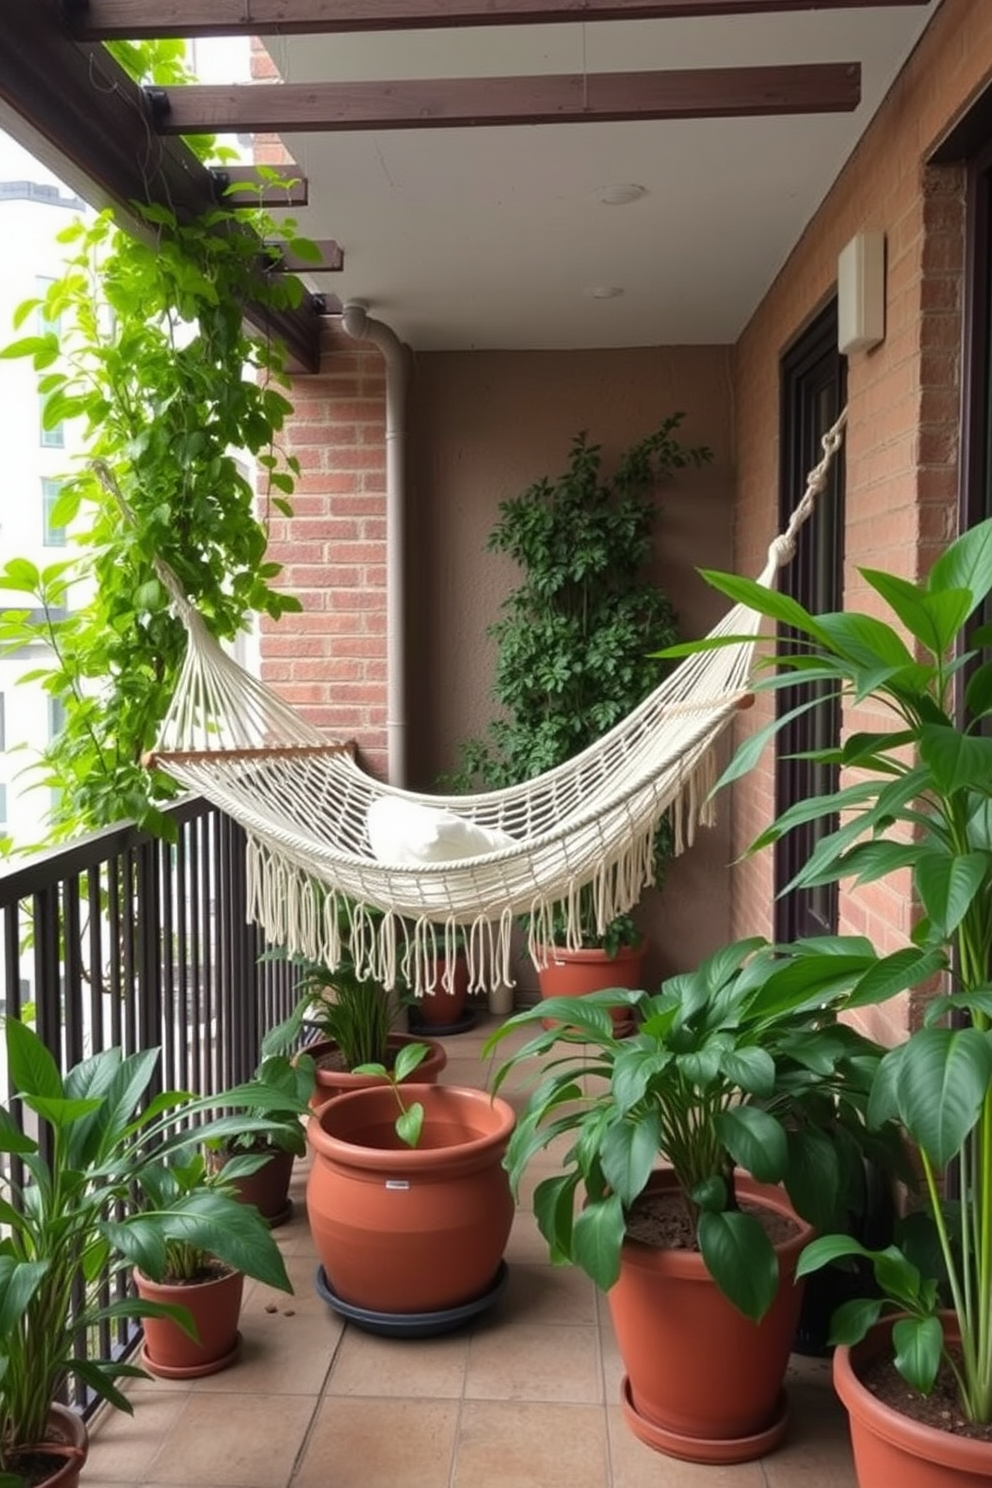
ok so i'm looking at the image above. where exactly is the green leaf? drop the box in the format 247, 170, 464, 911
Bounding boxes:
392, 1041, 430, 1083
914, 850, 988, 937
828, 1295, 886, 1346
919, 724, 992, 796
965, 660, 992, 720
599, 1112, 660, 1205
929, 519, 992, 616
698, 1208, 778, 1320
784, 1126, 842, 1230
6, 1018, 63, 1102
846, 946, 946, 1010
572, 1192, 626, 1290
861, 568, 971, 658
893, 1026, 992, 1167
714, 1106, 787, 1182
892, 1314, 944, 1395
396, 1101, 424, 1147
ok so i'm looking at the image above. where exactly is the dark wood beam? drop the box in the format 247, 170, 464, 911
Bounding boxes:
0, 0, 321, 372
147, 62, 860, 134
267, 239, 344, 271
71, 0, 932, 42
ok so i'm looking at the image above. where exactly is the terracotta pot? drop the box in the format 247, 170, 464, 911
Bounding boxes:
410, 954, 470, 1028
834, 1314, 992, 1488
306, 1082, 516, 1313
7, 1405, 89, 1488
212, 1144, 296, 1226
134, 1265, 244, 1379
609, 1169, 814, 1463
536, 942, 645, 1036
306, 1032, 447, 1112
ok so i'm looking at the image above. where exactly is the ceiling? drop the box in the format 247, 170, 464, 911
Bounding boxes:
246, 4, 937, 351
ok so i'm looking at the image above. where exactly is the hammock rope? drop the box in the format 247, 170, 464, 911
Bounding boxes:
140, 411, 846, 993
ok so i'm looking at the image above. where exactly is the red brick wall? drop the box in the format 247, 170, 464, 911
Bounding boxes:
731, 0, 987, 1041
261, 324, 390, 779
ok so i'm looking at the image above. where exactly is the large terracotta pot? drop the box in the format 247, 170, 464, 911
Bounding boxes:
834, 1314, 992, 1488
8, 1405, 89, 1488
134, 1265, 244, 1379
609, 1170, 814, 1463
307, 1032, 447, 1112
410, 954, 470, 1029
306, 1082, 516, 1313
536, 943, 644, 1036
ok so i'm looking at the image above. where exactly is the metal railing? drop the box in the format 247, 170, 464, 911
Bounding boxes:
0, 796, 300, 1402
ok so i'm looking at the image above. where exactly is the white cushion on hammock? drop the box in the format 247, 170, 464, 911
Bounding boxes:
366, 797, 515, 864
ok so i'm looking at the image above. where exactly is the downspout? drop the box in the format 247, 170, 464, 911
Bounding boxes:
340, 301, 411, 787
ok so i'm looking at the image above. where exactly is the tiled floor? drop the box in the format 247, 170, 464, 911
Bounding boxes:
86, 1012, 858, 1488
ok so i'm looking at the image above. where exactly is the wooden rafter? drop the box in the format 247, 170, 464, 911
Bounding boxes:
213, 164, 310, 207
147, 63, 861, 135
0, 0, 322, 372
69, 0, 932, 42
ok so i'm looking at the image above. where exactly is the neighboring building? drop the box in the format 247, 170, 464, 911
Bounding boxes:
0, 135, 87, 851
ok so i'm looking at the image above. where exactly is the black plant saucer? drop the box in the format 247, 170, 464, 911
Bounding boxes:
314, 1261, 508, 1338
407, 1005, 478, 1037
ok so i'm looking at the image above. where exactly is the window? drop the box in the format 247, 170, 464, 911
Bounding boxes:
48, 696, 65, 740
42, 478, 67, 546
39, 398, 65, 449
0, 692, 5, 751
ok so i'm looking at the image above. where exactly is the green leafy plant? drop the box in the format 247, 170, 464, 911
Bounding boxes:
353, 1041, 433, 1147
0, 1017, 301, 1474
264, 957, 399, 1072
0, 39, 313, 845
678, 517, 992, 1422
485, 936, 911, 1320
211, 1050, 315, 1162
450, 414, 712, 951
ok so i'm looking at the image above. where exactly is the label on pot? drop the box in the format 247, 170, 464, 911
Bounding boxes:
385, 1179, 410, 1190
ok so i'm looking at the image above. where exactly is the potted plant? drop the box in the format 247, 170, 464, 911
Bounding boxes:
306, 1042, 517, 1335
0, 1018, 297, 1485
691, 517, 992, 1484
207, 1050, 316, 1225
406, 927, 474, 1034
484, 936, 912, 1464
450, 414, 711, 1024
264, 953, 446, 1111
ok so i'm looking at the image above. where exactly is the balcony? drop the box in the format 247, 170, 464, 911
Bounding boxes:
0, 799, 854, 1488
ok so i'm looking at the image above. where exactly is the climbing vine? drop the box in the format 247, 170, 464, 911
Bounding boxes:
0, 41, 315, 843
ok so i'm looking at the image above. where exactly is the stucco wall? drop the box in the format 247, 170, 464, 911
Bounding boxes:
407, 346, 735, 990
731, 0, 988, 1042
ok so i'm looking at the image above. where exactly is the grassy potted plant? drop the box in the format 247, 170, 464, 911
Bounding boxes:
450, 414, 711, 1026
264, 953, 446, 1111
687, 517, 992, 1484
484, 936, 911, 1463
0, 1018, 297, 1485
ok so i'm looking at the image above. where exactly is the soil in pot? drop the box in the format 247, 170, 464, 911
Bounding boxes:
135, 1262, 244, 1379
835, 1315, 992, 1487
307, 1032, 447, 1112
7, 1405, 88, 1488
609, 1171, 813, 1463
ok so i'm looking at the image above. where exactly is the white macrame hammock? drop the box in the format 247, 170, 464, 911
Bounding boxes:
147, 413, 846, 994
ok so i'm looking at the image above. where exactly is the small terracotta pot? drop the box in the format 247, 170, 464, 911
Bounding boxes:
212, 1144, 296, 1226
536, 943, 645, 1036
306, 1082, 516, 1313
609, 1170, 814, 1463
8, 1405, 89, 1488
306, 1032, 448, 1112
834, 1314, 992, 1488
134, 1265, 244, 1379
411, 954, 470, 1028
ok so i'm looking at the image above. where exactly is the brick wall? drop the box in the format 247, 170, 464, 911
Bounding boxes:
261, 323, 390, 779
730, 0, 987, 1041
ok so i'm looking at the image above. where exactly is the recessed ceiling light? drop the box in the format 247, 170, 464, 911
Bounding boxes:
596, 183, 647, 207
583, 285, 624, 300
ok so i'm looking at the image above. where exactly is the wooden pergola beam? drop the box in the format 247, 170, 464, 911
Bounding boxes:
0, 0, 323, 373
70, 0, 931, 42
148, 62, 861, 135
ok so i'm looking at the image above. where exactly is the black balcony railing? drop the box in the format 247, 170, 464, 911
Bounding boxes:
0, 795, 301, 1404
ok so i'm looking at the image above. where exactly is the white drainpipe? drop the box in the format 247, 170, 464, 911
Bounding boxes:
340, 301, 411, 787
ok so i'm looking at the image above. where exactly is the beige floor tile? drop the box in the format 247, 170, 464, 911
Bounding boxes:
294, 1396, 459, 1488
242, 1249, 328, 1316
325, 1325, 470, 1398
186, 1302, 342, 1396
606, 1406, 768, 1487
465, 1321, 603, 1403
145, 1391, 315, 1487
505, 1208, 556, 1265
498, 1260, 598, 1326
453, 1400, 610, 1488
87, 1392, 189, 1481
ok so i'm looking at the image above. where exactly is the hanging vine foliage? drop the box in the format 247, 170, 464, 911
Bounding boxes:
0, 41, 315, 844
